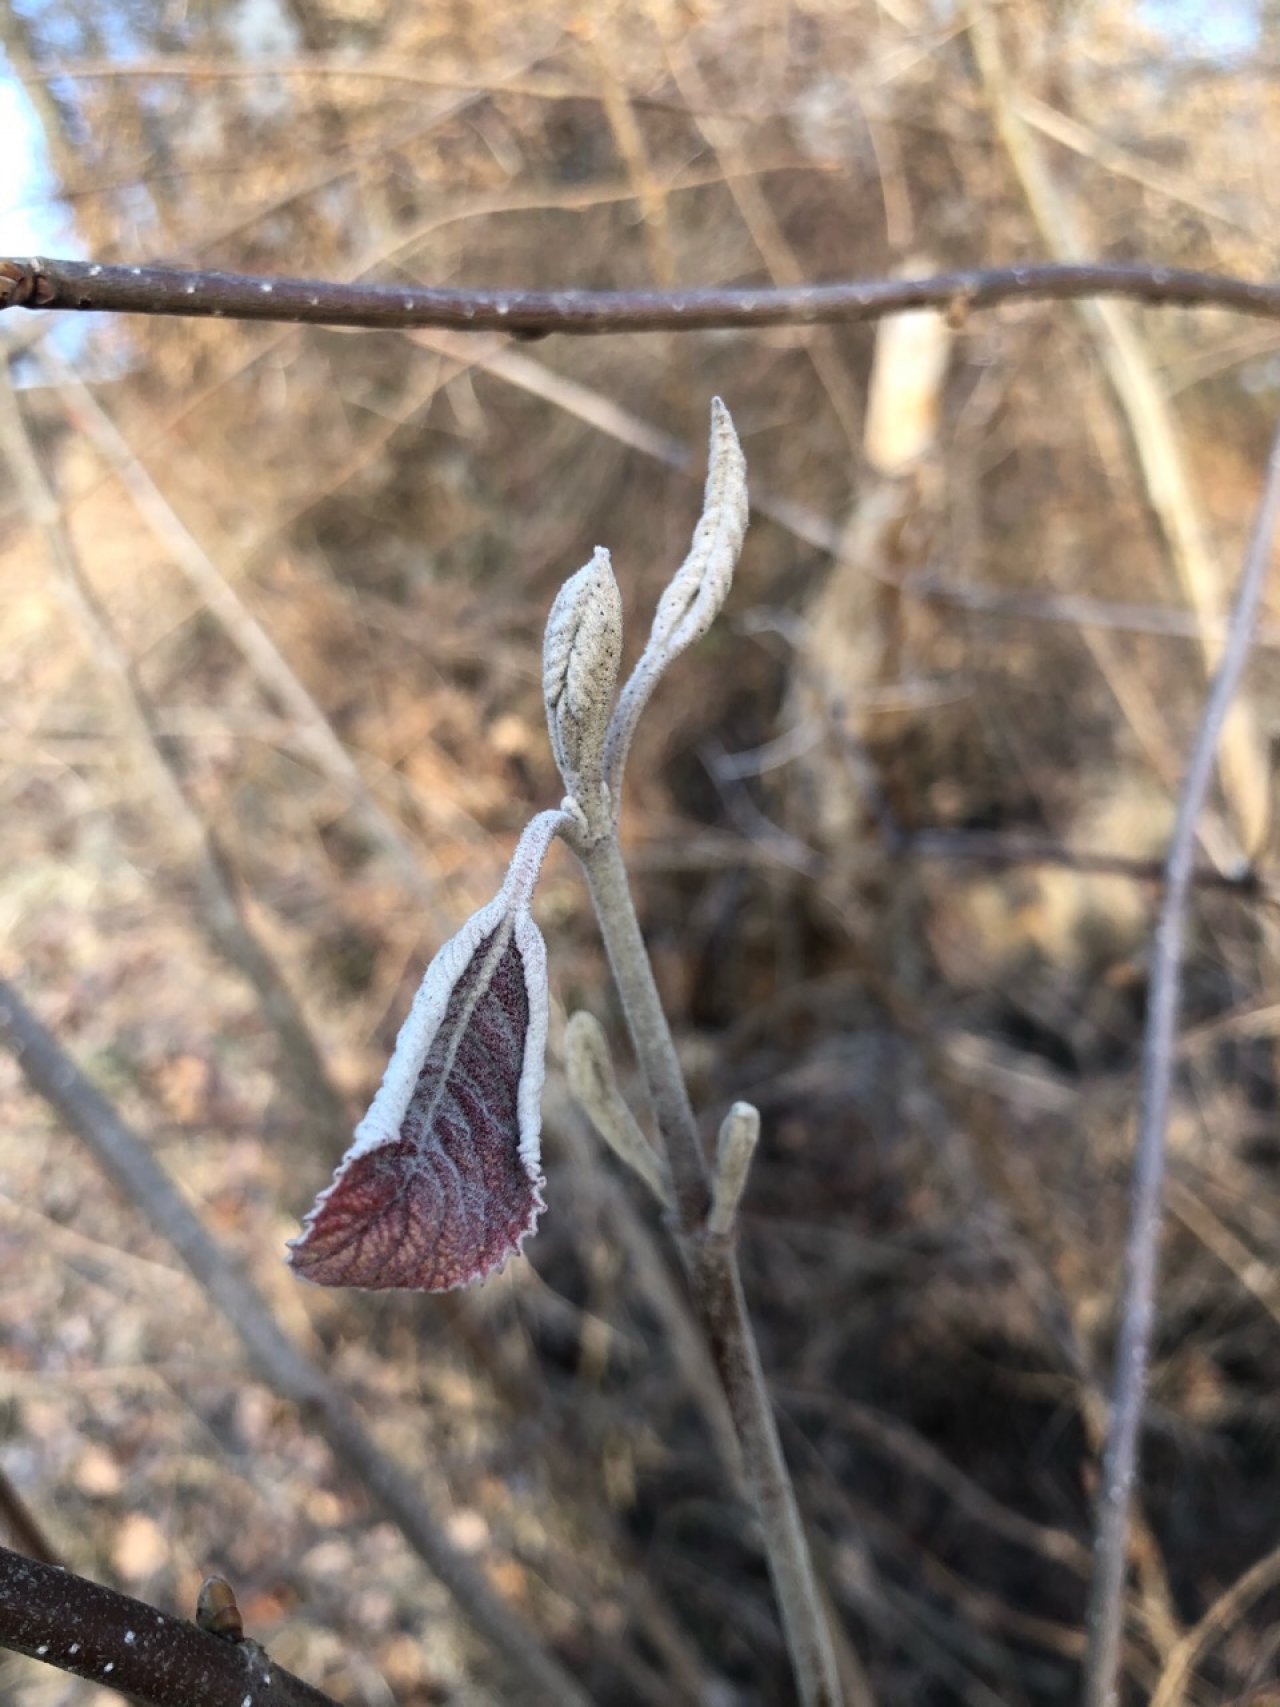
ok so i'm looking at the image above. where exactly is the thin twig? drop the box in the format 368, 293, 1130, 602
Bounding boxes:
1081, 419, 1280, 1707
910, 572, 1280, 653
763, 635, 1277, 903
1148, 1536, 1280, 1707
8, 255, 1280, 333
0, 1544, 338, 1707
0, 1471, 59, 1568
654, 22, 865, 450
903, 830, 1273, 899
0, 979, 595, 1707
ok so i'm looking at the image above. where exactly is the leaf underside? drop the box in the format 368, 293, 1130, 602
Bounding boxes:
290, 927, 543, 1291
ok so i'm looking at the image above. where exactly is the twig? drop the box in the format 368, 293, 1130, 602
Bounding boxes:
1148, 1537, 1280, 1707
4, 51, 714, 112
1081, 419, 1280, 1707
654, 23, 865, 450
8, 255, 1280, 334
1012, 93, 1251, 235
0, 1544, 338, 1707
909, 572, 1280, 653
903, 830, 1273, 900
764, 636, 1278, 903
0, 979, 594, 1707
0, 1471, 59, 1568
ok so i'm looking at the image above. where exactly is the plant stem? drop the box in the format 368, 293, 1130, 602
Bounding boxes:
1080, 418, 1280, 1707
580, 831, 709, 1227
578, 829, 856, 1707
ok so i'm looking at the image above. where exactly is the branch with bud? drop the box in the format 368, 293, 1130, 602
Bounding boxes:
287, 399, 852, 1707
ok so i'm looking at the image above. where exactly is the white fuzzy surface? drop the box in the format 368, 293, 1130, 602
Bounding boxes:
334, 807, 565, 1177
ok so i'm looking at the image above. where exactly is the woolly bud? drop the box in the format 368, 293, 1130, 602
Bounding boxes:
543, 546, 623, 825
647, 398, 748, 657
605, 399, 749, 794
706, 1102, 760, 1237
565, 1009, 672, 1206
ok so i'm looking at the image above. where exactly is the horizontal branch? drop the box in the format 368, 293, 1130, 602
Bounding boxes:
5, 256, 1280, 335
0, 1546, 338, 1707
904, 828, 1277, 901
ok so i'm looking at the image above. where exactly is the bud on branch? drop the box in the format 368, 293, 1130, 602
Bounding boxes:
543, 546, 623, 832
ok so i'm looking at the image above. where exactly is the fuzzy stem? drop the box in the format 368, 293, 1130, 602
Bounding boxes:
577, 828, 854, 1707
579, 831, 710, 1229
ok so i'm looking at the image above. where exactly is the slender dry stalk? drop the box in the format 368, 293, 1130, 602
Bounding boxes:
32, 346, 454, 930
1012, 92, 1249, 234
967, 0, 1270, 859
0, 978, 595, 1707
1148, 1537, 1280, 1707
0, 1472, 58, 1569
1081, 419, 1280, 1707
652, 18, 865, 451
585, 26, 677, 289
0, 1545, 340, 1707
0, 358, 351, 1152
910, 573, 1280, 652
9, 255, 1280, 333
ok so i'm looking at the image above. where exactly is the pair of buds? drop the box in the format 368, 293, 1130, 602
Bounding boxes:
288, 401, 749, 1292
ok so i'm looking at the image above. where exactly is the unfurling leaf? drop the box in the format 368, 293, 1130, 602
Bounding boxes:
288, 811, 564, 1292
645, 397, 748, 657
604, 398, 748, 795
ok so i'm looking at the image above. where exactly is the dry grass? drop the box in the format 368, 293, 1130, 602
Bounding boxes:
4, 2, 1280, 1702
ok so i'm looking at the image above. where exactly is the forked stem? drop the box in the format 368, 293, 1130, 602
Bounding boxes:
579, 830, 709, 1229
577, 827, 850, 1707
